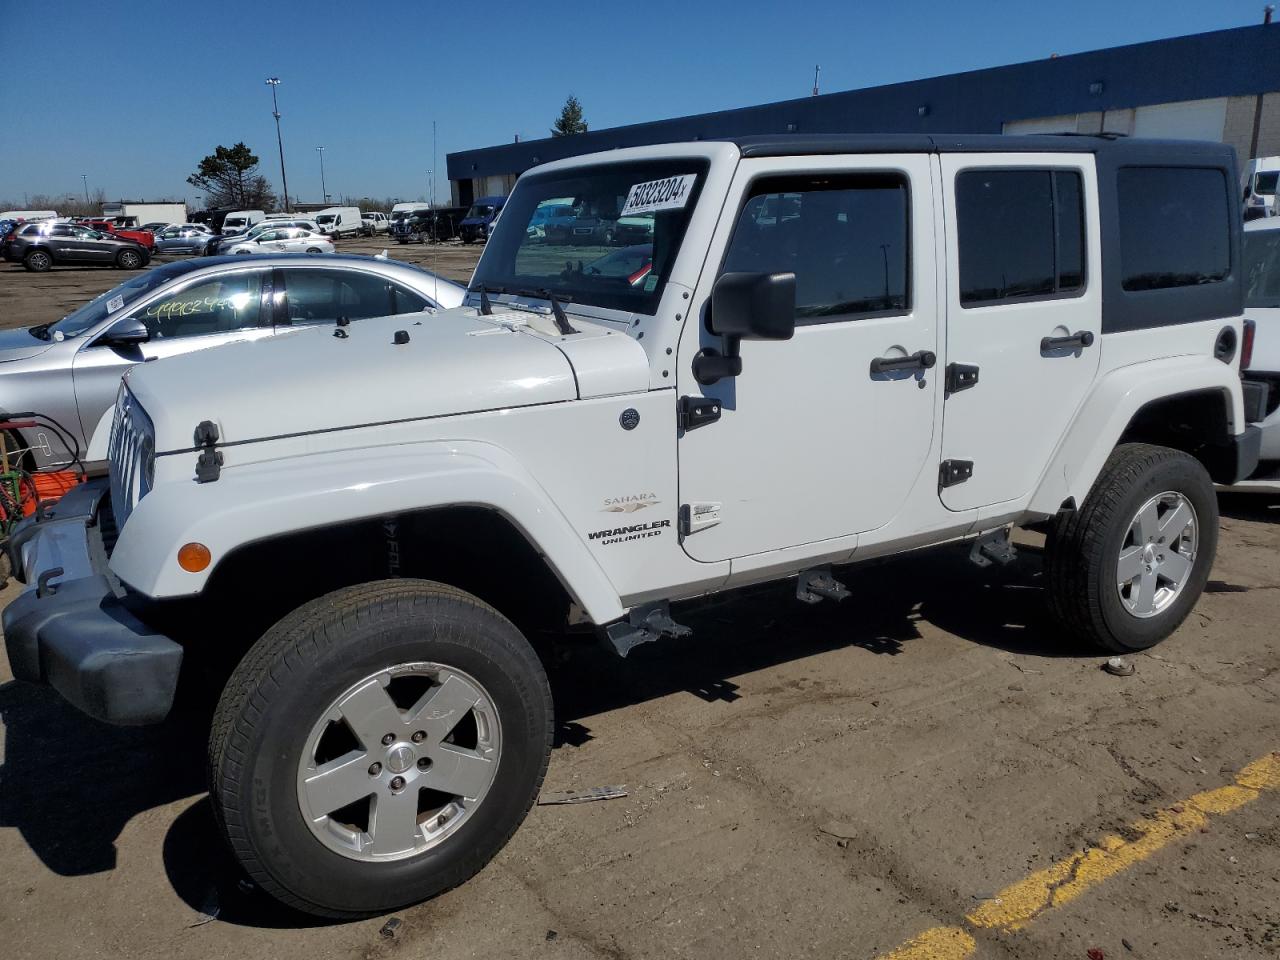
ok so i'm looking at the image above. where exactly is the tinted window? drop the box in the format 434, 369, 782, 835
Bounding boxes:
391, 284, 431, 313
956, 169, 1085, 306
280, 268, 393, 324
137, 271, 265, 339
1118, 167, 1230, 291
1244, 228, 1280, 308
722, 174, 910, 321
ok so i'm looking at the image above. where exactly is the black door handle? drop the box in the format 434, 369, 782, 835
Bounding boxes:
870, 350, 936, 375
1040, 330, 1095, 354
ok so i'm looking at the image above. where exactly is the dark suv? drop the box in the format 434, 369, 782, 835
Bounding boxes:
391, 207, 468, 244
4, 221, 151, 272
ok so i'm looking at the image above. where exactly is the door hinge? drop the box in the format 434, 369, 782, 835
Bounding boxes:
677, 395, 722, 431
679, 502, 722, 536
939, 459, 973, 488
945, 363, 979, 394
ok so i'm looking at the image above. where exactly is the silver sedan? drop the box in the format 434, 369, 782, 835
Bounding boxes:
0, 254, 466, 468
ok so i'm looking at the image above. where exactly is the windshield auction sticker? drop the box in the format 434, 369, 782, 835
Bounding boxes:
620, 174, 697, 217
107, 294, 125, 313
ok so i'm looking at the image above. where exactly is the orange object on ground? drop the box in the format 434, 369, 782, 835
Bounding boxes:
23, 472, 82, 515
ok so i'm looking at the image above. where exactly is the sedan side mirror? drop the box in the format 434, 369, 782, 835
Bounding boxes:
101, 316, 150, 347
694, 271, 796, 385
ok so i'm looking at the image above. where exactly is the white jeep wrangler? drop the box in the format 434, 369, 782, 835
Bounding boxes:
4, 134, 1262, 918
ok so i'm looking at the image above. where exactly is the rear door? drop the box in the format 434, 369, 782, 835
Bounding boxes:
937, 153, 1102, 511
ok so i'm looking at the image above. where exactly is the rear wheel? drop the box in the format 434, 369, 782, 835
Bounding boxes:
209, 579, 553, 918
23, 249, 52, 272
1045, 443, 1217, 652
305, 247, 323, 254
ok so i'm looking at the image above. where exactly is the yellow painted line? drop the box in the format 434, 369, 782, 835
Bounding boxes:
877, 927, 974, 960
873, 751, 1280, 959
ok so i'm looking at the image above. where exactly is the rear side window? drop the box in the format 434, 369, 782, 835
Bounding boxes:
1117, 167, 1230, 291
956, 169, 1085, 306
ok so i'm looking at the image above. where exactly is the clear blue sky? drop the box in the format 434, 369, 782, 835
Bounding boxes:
0, 0, 1270, 207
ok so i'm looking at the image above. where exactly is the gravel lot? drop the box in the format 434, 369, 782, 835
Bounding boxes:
0, 244, 1278, 960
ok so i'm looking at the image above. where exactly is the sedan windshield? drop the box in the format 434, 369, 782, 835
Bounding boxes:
472, 159, 707, 314
1244, 228, 1280, 308
44, 266, 188, 338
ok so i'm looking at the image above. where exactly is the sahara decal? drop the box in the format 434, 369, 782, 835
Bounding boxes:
602, 492, 660, 513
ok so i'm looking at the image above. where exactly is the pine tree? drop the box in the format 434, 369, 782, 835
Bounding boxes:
551, 95, 588, 137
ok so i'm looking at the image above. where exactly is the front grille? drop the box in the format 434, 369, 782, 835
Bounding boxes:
107, 386, 155, 531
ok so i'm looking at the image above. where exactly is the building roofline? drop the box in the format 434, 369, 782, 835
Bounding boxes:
448, 23, 1280, 181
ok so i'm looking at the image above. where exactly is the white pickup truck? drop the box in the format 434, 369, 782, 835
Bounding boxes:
4, 134, 1262, 918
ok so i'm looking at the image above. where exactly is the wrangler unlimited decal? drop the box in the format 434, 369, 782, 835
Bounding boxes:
588, 519, 671, 546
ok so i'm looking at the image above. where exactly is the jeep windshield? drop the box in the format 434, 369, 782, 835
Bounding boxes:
471, 158, 707, 314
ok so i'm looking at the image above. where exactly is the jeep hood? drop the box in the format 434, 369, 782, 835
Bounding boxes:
126, 310, 580, 452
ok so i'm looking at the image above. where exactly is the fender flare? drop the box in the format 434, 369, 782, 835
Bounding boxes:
1027, 354, 1243, 517
109, 440, 626, 624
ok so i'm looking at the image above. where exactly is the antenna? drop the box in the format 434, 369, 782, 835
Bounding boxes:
812, 64, 820, 96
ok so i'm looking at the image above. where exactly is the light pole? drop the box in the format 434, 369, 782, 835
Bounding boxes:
316, 146, 328, 204
426, 170, 432, 206
81, 174, 89, 205
265, 78, 290, 212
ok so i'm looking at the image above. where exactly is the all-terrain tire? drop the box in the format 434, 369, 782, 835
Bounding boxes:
1045, 443, 1217, 653
208, 579, 553, 918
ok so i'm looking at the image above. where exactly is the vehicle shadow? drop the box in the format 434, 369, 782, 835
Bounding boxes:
2, 539, 1081, 928
1218, 492, 1280, 523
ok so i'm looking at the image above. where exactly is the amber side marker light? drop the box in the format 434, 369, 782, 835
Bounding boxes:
178, 542, 212, 572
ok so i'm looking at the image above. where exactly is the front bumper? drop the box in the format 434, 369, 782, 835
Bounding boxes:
2, 479, 181, 725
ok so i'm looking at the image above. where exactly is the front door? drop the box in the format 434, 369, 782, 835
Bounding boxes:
677, 154, 939, 563
71, 268, 274, 441
937, 154, 1102, 511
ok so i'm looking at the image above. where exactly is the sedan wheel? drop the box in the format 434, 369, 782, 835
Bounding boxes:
117, 250, 143, 269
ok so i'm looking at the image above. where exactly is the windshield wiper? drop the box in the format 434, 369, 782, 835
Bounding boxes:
535, 289, 577, 335
473, 284, 496, 315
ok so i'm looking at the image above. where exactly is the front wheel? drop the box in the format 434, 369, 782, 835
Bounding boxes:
209, 580, 553, 918
116, 249, 143, 269
1045, 443, 1217, 652
305, 247, 323, 254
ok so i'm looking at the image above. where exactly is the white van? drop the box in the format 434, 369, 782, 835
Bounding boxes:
0, 210, 58, 222
1245, 156, 1280, 221
220, 210, 266, 235
313, 206, 363, 238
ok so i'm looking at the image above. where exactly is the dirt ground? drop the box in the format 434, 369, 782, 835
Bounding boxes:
1, 251, 1279, 959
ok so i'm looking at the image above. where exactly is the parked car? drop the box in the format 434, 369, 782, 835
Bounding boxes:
3, 134, 1261, 920
459, 196, 505, 243
154, 223, 215, 255
583, 243, 654, 287
139, 221, 171, 234
3, 221, 150, 271
314, 206, 364, 238
1243, 156, 1279, 222
77, 219, 157, 251
205, 218, 320, 255
545, 199, 622, 246
224, 227, 334, 255
361, 212, 390, 236
391, 208, 467, 244
1234, 217, 1280, 488
0, 254, 465, 471
526, 201, 573, 239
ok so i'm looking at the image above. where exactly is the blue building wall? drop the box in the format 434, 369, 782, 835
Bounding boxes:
447, 24, 1280, 183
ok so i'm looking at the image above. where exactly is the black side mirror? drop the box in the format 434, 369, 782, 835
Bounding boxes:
694, 271, 796, 384
102, 316, 150, 347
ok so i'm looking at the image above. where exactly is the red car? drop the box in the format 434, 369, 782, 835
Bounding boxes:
77, 218, 156, 251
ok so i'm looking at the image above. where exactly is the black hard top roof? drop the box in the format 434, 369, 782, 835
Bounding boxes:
728, 133, 1235, 162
